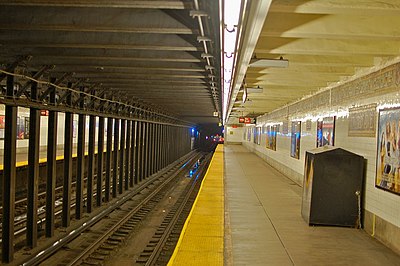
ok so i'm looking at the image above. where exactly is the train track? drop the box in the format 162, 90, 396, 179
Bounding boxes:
136, 153, 211, 265
14, 151, 203, 266
0, 171, 109, 247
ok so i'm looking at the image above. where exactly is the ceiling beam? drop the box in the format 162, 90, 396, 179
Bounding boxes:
0, 0, 190, 9
255, 37, 400, 56
261, 13, 400, 40
269, 0, 400, 16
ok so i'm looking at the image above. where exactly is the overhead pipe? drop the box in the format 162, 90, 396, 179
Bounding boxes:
192, 0, 222, 119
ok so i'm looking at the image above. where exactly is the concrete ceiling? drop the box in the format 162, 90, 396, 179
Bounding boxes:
0, 0, 222, 125
227, 0, 400, 123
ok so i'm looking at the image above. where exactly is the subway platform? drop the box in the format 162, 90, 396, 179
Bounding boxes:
169, 144, 400, 265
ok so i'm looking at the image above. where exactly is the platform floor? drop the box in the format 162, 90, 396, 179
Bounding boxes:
168, 145, 224, 265
224, 144, 400, 266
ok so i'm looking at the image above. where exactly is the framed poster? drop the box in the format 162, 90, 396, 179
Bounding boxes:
253, 127, 261, 145
316, 120, 323, 147
291, 121, 301, 159
24, 117, 30, 139
348, 104, 377, 137
376, 108, 400, 195
266, 125, 277, 151
0, 115, 5, 139
316, 117, 335, 147
282, 120, 289, 135
17, 116, 25, 139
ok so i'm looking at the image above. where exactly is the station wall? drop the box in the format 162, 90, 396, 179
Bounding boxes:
232, 60, 400, 254
224, 126, 243, 143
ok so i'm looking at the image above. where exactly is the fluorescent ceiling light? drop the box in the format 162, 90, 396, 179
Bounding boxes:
247, 86, 263, 93
249, 58, 289, 68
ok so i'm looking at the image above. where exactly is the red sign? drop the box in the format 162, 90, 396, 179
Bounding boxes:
41, 110, 49, 116
239, 117, 253, 124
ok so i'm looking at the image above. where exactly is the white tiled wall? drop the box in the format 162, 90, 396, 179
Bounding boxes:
225, 126, 244, 143
242, 90, 400, 228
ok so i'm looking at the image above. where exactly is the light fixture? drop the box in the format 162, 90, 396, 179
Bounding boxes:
221, 0, 243, 123
197, 36, 212, 42
205, 65, 215, 71
201, 53, 214, 58
247, 86, 263, 93
249, 57, 289, 68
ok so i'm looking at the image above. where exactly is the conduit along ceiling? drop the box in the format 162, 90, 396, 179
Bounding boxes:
0, 0, 222, 125
227, 0, 400, 124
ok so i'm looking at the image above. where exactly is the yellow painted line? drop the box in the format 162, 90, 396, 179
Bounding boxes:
0, 148, 109, 171
168, 144, 224, 266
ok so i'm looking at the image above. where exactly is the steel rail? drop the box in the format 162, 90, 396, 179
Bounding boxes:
19, 151, 197, 266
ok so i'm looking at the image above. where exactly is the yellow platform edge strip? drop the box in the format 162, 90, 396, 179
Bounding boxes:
0, 148, 109, 171
168, 144, 224, 265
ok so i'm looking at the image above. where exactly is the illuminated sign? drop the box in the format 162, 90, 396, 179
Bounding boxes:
40, 110, 49, 116
239, 117, 254, 124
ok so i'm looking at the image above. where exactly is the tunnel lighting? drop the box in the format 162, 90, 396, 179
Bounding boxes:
221, 0, 243, 124
249, 58, 289, 68
247, 86, 264, 93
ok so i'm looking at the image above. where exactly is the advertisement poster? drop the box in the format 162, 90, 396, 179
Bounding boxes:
266, 125, 277, 151
0, 115, 5, 139
253, 127, 261, 145
17, 117, 25, 139
376, 108, 400, 195
290, 121, 301, 159
24, 117, 30, 139
348, 104, 376, 137
316, 117, 335, 147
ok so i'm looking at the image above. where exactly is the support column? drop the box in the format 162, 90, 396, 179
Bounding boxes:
147, 123, 154, 176
119, 119, 125, 194
2, 74, 17, 263
27, 80, 40, 247
130, 121, 136, 186
153, 123, 158, 173
62, 84, 73, 227
76, 88, 86, 219
105, 117, 113, 202
135, 121, 141, 183
87, 115, 96, 213
97, 116, 105, 206
112, 118, 120, 197
157, 124, 162, 171
161, 124, 165, 169
141, 122, 147, 180
46, 78, 57, 237
125, 120, 131, 190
